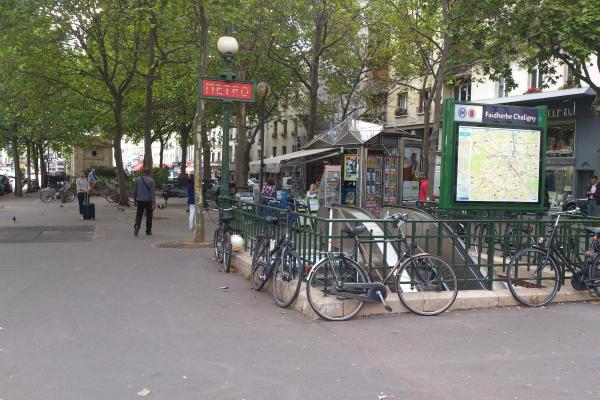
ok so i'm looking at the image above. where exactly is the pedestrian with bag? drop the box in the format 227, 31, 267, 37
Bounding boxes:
187, 174, 196, 230
133, 168, 156, 236
76, 171, 90, 220
586, 175, 600, 216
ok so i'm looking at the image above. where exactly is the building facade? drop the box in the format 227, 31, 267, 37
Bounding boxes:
386, 61, 600, 207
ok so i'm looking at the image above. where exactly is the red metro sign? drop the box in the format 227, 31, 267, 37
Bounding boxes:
199, 78, 255, 102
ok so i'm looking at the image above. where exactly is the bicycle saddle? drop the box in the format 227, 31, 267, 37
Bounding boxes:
342, 226, 369, 236
585, 226, 600, 234
266, 216, 279, 224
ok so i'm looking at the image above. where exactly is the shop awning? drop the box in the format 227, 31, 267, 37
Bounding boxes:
479, 86, 596, 105
249, 147, 338, 174
304, 118, 383, 149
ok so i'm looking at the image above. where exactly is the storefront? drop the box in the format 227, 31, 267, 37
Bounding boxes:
482, 87, 599, 208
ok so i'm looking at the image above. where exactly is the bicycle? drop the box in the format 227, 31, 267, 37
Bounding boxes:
305, 213, 458, 321
250, 205, 303, 308
506, 209, 600, 307
39, 181, 75, 203
105, 183, 134, 204
213, 207, 235, 273
473, 219, 536, 257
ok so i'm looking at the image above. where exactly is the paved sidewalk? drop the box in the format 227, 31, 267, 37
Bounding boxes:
1, 194, 600, 400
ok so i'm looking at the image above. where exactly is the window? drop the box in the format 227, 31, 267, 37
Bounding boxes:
453, 81, 471, 101
282, 120, 288, 136
417, 89, 430, 114
211, 152, 214, 163
547, 122, 575, 158
282, 146, 287, 155
272, 146, 277, 157
395, 93, 408, 117
529, 66, 543, 89
257, 150, 261, 159
565, 63, 581, 86
292, 145, 297, 152
292, 120, 298, 136
497, 78, 507, 98
274, 121, 278, 134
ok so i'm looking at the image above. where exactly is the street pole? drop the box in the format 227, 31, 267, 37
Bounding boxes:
220, 101, 231, 198
216, 33, 237, 201
259, 101, 265, 191
256, 82, 271, 191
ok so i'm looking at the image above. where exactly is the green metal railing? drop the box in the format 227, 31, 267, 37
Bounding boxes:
226, 198, 600, 290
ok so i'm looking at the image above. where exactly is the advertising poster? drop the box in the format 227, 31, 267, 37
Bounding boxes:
344, 154, 359, 181
403, 148, 420, 181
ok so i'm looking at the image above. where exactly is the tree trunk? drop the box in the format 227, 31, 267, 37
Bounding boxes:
426, 0, 450, 199
307, 10, 325, 142
235, 102, 249, 188
32, 143, 39, 188
179, 124, 191, 182
159, 136, 165, 167
39, 143, 47, 188
143, 25, 157, 170
11, 135, 23, 197
113, 99, 129, 206
201, 125, 211, 181
192, 0, 209, 242
26, 141, 32, 191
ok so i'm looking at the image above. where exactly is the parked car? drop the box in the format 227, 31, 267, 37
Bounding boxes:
0, 174, 13, 194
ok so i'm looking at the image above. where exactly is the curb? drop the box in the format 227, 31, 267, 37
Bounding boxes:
229, 251, 596, 320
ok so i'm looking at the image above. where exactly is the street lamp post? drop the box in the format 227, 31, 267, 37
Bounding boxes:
216, 34, 239, 200
256, 82, 271, 191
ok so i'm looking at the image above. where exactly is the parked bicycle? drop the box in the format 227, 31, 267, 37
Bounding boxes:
305, 212, 458, 321
213, 207, 235, 273
506, 209, 600, 306
473, 219, 537, 257
104, 183, 134, 204
251, 203, 303, 308
39, 181, 75, 203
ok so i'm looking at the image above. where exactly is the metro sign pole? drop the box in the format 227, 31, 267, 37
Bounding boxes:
199, 33, 255, 201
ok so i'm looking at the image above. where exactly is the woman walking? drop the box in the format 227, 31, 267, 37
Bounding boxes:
76, 171, 90, 220
187, 174, 196, 230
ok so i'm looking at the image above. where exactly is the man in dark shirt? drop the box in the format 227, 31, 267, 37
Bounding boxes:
133, 168, 156, 236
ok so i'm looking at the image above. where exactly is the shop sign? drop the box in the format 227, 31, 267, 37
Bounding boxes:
199, 78, 255, 102
548, 102, 576, 120
481, 105, 538, 126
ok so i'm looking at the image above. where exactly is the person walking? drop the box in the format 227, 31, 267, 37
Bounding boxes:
76, 171, 90, 220
187, 174, 196, 230
586, 175, 600, 216
133, 168, 156, 236
261, 177, 277, 204
87, 168, 98, 194
306, 183, 318, 198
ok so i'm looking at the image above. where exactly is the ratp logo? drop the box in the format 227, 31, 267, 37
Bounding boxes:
458, 107, 467, 118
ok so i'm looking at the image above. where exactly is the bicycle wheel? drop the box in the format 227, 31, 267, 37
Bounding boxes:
251, 239, 269, 291
213, 226, 224, 263
306, 254, 368, 321
39, 189, 55, 203
251, 259, 269, 291
105, 190, 115, 203
223, 231, 232, 273
506, 247, 560, 307
272, 250, 303, 308
63, 189, 75, 203
395, 254, 458, 316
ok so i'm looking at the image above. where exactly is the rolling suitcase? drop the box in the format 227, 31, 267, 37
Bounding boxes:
83, 194, 95, 220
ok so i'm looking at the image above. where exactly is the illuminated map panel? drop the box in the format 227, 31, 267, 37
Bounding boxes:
455, 125, 541, 203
